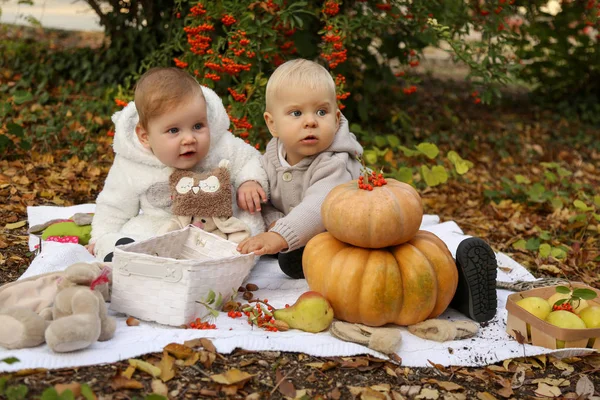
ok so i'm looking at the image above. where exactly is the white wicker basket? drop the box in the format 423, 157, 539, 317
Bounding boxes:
109, 225, 256, 326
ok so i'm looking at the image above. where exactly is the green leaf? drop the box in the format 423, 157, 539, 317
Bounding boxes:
397, 145, 420, 157
525, 237, 541, 251
557, 167, 572, 177
526, 183, 547, 203
593, 213, 600, 222
512, 239, 527, 250
144, 395, 168, 400
550, 247, 567, 259
550, 197, 563, 210
416, 142, 439, 159
205, 290, 216, 305
538, 231, 552, 241
81, 384, 95, 400
572, 288, 597, 300
594, 195, 600, 208
13, 91, 33, 105
6, 123, 24, 138
447, 151, 473, 175
41, 388, 59, 400
386, 134, 400, 148
395, 167, 413, 184
350, 123, 365, 135
374, 135, 387, 147
543, 171, 556, 183
363, 150, 378, 165
541, 162, 559, 170
0, 377, 6, 395
555, 286, 571, 294
59, 390, 75, 400
5, 384, 28, 400
573, 199, 593, 212
514, 174, 531, 184
1, 357, 19, 364
553, 298, 568, 306
538, 243, 551, 258
421, 165, 448, 187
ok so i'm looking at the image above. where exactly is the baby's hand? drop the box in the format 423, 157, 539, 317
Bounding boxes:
85, 242, 95, 256
237, 232, 287, 255
237, 181, 267, 214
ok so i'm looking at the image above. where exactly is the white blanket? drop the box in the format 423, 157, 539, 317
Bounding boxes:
0, 205, 594, 372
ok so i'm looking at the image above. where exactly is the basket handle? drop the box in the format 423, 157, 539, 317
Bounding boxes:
115, 261, 182, 283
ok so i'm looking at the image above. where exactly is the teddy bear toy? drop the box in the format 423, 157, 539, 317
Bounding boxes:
0, 261, 116, 352
158, 159, 251, 243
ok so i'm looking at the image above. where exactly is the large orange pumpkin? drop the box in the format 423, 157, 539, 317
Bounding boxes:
302, 230, 458, 326
321, 178, 423, 248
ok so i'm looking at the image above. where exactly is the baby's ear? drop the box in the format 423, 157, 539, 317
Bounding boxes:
335, 109, 341, 130
263, 112, 278, 137
135, 123, 151, 149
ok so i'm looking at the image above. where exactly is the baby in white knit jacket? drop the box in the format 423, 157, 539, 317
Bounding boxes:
89, 67, 268, 261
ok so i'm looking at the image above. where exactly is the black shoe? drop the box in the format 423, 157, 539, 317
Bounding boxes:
115, 237, 135, 246
103, 237, 135, 262
278, 247, 305, 279
450, 238, 498, 323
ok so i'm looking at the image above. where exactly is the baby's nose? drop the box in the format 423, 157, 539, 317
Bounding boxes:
304, 116, 317, 128
181, 131, 197, 143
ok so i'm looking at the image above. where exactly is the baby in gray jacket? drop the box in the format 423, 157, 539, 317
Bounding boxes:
237, 59, 363, 278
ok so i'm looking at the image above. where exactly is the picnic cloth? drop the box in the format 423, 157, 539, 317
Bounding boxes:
0, 205, 594, 372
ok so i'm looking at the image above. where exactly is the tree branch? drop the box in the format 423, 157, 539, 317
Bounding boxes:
83, 0, 110, 29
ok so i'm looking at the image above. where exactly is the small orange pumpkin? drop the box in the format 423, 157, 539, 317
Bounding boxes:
302, 230, 458, 326
321, 178, 423, 248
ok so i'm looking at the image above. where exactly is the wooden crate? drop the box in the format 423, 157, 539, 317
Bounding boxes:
505, 283, 600, 350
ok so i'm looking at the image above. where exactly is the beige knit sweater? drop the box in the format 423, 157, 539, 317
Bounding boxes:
261, 116, 363, 252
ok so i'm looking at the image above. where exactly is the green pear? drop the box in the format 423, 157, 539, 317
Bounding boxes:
273, 291, 334, 333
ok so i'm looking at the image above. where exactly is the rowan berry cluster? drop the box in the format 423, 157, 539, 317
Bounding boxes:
358, 171, 387, 191
552, 302, 575, 312
188, 318, 217, 330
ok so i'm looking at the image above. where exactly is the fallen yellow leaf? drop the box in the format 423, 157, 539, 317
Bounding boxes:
128, 358, 161, 377
534, 382, 562, 398
164, 342, 194, 359
210, 368, 254, 386
122, 365, 136, 379
111, 375, 143, 390
5, 221, 26, 230
158, 351, 176, 382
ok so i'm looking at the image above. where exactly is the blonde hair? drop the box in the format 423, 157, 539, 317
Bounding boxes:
265, 59, 336, 111
134, 67, 204, 129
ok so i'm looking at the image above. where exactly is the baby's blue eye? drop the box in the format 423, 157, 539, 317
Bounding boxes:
193, 123, 204, 130
317, 109, 327, 117
291, 111, 302, 117
168, 128, 179, 134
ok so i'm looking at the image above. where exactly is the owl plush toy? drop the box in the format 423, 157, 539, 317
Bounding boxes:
158, 159, 251, 243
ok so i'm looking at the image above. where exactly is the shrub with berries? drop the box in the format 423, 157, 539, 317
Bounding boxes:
135, 0, 533, 150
